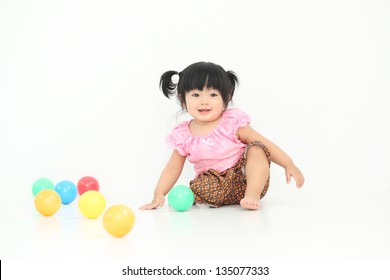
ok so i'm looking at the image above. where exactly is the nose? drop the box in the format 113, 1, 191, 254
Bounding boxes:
200, 96, 209, 105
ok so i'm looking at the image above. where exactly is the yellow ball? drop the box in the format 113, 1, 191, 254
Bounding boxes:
34, 189, 61, 216
78, 190, 106, 219
102, 204, 135, 237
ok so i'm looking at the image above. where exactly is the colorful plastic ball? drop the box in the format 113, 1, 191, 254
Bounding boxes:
34, 189, 61, 216
78, 190, 106, 219
168, 185, 194, 212
55, 180, 78, 205
102, 205, 135, 238
32, 178, 54, 197
77, 176, 99, 195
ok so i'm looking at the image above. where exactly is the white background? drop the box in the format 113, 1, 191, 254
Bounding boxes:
1, 2, 390, 279
1, 0, 389, 200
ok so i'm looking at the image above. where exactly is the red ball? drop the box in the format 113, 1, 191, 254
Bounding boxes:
77, 176, 99, 195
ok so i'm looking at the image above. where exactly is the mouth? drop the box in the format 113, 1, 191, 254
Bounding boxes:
198, 109, 211, 114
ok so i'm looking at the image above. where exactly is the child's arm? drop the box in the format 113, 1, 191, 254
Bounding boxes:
139, 150, 186, 210
237, 125, 305, 188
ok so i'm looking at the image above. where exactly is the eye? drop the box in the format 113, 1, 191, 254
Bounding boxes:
191, 93, 200, 97
210, 92, 219, 97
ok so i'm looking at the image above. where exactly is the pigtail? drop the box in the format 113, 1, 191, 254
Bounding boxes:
160, 70, 179, 99
226, 70, 239, 98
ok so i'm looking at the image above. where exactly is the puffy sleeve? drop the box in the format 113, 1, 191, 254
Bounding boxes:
166, 121, 192, 156
218, 108, 251, 139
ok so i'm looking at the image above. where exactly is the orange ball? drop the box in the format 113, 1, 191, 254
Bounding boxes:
34, 189, 61, 216
102, 205, 135, 237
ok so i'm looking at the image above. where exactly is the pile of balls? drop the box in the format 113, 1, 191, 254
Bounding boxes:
32, 176, 135, 238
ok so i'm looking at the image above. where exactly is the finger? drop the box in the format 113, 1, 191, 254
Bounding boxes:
299, 176, 305, 188
139, 202, 158, 210
296, 175, 304, 188
139, 204, 152, 210
286, 172, 291, 184
292, 175, 299, 188
154, 199, 164, 208
151, 201, 161, 209
295, 176, 302, 188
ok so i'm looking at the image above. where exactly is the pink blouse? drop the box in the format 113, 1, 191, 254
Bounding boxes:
166, 108, 251, 176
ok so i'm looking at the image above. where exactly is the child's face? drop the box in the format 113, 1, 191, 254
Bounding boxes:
184, 87, 225, 124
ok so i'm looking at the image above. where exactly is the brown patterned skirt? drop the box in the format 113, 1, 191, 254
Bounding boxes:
189, 141, 271, 207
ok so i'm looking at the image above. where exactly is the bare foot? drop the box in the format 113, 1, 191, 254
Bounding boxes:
240, 195, 260, 210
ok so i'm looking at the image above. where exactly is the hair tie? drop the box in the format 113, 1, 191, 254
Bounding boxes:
171, 74, 180, 83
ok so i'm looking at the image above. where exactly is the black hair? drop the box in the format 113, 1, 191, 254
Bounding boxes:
160, 62, 239, 108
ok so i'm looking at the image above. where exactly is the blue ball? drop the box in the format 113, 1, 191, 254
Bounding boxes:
55, 180, 78, 205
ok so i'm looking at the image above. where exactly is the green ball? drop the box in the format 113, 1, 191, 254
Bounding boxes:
168, 185, 194, 212
32, 178, 55, 197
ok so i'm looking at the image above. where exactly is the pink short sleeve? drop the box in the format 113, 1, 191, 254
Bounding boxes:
219, 108, 251, 138
166, 122, 191, 156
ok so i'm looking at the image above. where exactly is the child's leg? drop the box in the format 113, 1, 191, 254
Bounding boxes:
240, 144, 270, 210
190, 169, 230, 207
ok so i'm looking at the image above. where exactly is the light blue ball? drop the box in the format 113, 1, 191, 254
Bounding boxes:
55, 180, 78, 205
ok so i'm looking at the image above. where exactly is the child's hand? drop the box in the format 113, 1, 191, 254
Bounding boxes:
285, 164, 305, 188
139, 194, 165, 210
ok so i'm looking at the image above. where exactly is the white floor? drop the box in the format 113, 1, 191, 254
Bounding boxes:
1, 186, 390, 279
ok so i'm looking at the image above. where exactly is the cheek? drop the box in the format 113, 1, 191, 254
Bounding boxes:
217, 100, 225, 109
